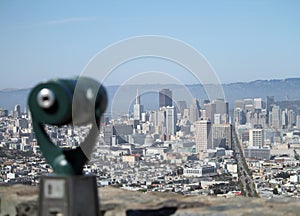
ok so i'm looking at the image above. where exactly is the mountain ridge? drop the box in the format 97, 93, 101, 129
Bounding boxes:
1, 78, 300, 112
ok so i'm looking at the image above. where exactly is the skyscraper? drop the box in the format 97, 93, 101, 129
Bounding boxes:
103, 125, 113, 145
189, 98, 200, 123
270, 105, 281, 129
253, 98, 263, 110
266, 96, 275, 112
150, 109, 166, 134
266, 96, 275, 124
234, 108, 246, 125
244, 99, 254, 112
281, 109, 288, 128
195, 120, 212, 153
204, 99, 228, 123
214, 99, 229, 117
214, 113, 221, 124
296, 115, 300, 129
133, 89, 144, 120
204, 102, 216, 122
165, 106, 177, 136
159, 89, 172, 108
288, 109, 296, 128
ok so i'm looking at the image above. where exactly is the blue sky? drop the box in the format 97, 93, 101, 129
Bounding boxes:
0, 0, 299, 89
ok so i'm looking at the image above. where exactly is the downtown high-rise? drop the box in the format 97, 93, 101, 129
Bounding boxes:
159, 89, 172, 108
195, 120, 212, 153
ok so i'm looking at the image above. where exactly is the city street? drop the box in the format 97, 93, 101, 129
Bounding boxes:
232, 127, 258, 197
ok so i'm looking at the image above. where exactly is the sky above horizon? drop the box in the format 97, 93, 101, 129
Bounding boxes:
0, 1, 300, 89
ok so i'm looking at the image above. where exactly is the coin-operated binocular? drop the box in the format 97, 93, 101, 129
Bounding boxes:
28, 77, 107, 216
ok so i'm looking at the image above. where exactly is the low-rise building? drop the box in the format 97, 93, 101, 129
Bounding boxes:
183, 165, 216, 177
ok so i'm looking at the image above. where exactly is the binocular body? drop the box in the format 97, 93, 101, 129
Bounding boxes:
28, 77, 107, 127
28, 77, 107, 176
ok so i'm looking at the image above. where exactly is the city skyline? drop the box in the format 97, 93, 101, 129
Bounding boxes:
1, 1, 300, 89
2, 80, 300, 200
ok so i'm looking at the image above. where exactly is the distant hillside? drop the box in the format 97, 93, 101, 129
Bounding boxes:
0, 89, 31, 112
223, 78, 300, 104
1, 78, 300, 113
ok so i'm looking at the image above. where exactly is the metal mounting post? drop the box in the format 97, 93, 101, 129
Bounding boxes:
28, 77, 107, 216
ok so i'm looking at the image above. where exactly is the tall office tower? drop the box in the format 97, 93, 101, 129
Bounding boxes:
266, 96, 275, 124
244, 98, 254, 113
207, 99, 229, 124
103, 125, 113, 145
195, 120, 212, 153
234, 100, 245, 125
266, 96, 275, 111
254, 98, 263, 111
235, 108, 246, 125
189, 98, 200, 123
165, 106, 177, 136
212, 124, 232, 149
281, 109, 288, 128
176, 100, 187, 115
203, 99, 228, 124
204, 102, 216, 122
13, 104, 21, 118
214, 113, 221, 124
149, 111, 155, 124
252, 111, 267, 127
214, 99, 228, 115
141, 112, 149, 122
133, 89, 144, 120
296, 115, 300, 129
159, 89, 172, 108
258, 110, 267, 128
156, 109, 166, 136
270, 105, 281, 129
249, 128, 264, 147
288, 109, 296, 128
150, 109, 166, 134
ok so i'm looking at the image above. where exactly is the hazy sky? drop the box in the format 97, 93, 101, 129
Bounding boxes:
0, 1, 299, 89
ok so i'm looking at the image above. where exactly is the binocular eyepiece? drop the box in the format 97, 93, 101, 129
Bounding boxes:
28, 77, 107, 127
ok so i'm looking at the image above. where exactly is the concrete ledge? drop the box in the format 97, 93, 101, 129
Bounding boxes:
1, 185, 300, 216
